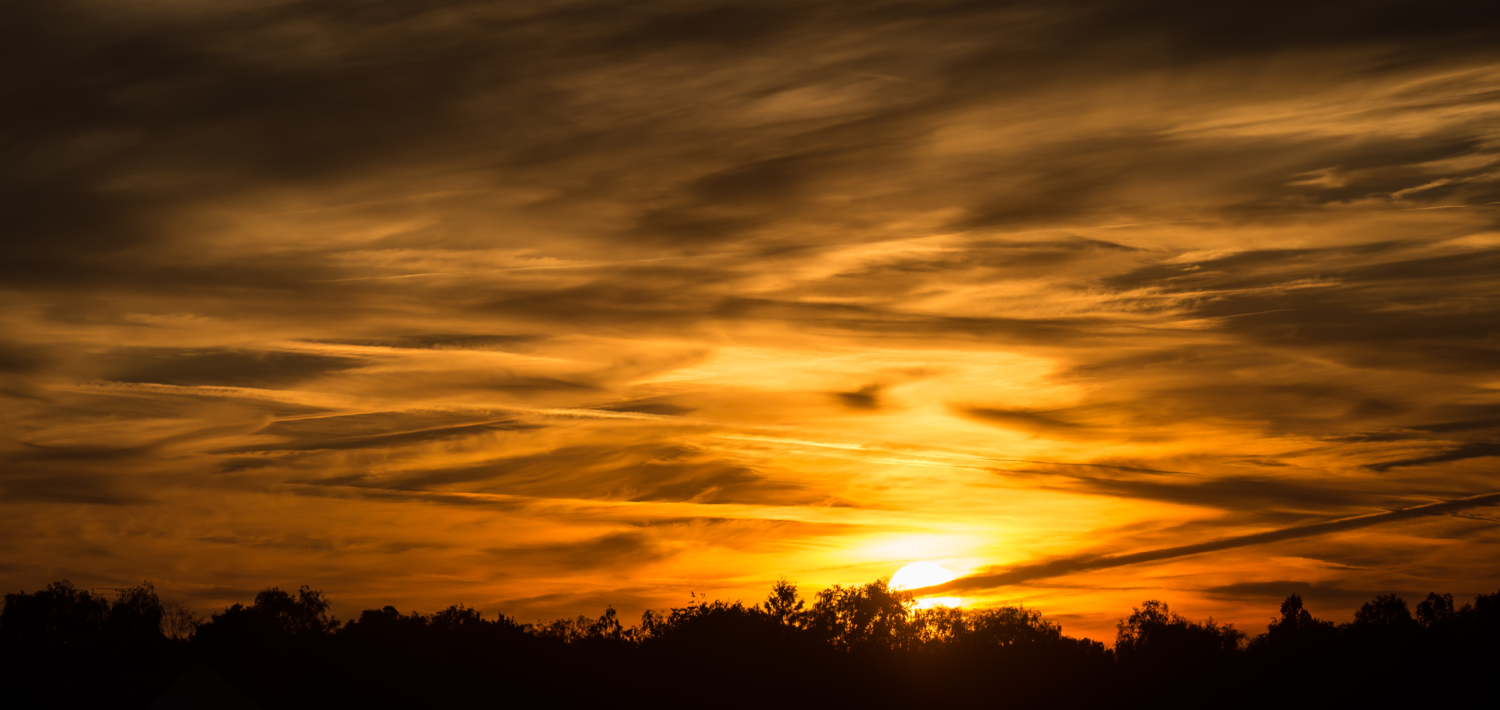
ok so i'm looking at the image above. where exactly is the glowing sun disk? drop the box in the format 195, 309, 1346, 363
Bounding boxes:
890, 561, 962, 609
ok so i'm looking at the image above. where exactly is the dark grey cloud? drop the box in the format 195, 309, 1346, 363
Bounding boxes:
595, 399, 696, 417
835, 384, 882, 411
55, 389, 330, 421
821, 238, 1140, 301
282, 482, 531, 512
715, 298, 1115, 344
221, 411, 535, 453
1096, 245, 1500, 378
1416, 414, 1500, 434
372, 443, 811, 506
0, 341, 50, 374
0, 471, 153, 506
1368, 442, 1500, 472
928, 491, 1500, 594
6, 0, 1500, 626
1101, 242, 1408, 293
4, 0, 1496, 364
309, 334, 545, 352
471, 373, 602, 395
10, 422, 257, 463
3, 0, 1485, 273
104, 348, 366, 388
596, 2, 805, 53
1037, 341, 1500, 462
218, 457, 285, 474
1202, 580, 1414, 612
934, 0, 1500, 80
1063, 476, 1383, 515
961, 377, 1428, 443
249, 411, 518, 442
626, 151, 842, 247
960, 406, 1088, 433
480, 271, 746, 333
485, 531, 669, 573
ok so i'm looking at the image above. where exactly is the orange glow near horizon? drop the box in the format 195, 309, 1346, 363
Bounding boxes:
4, 0, 1500, 646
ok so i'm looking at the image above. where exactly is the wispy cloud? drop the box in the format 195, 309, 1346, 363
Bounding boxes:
929, 492, 1500, 594
3, 0, 1500, 632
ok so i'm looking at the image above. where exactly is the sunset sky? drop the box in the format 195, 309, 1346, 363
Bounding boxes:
4, 0, 1500, 642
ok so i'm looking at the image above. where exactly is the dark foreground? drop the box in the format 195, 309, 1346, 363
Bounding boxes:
2, 578, 1496, 709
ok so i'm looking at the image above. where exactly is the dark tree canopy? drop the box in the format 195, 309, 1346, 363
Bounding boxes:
3, 578, 1500, 709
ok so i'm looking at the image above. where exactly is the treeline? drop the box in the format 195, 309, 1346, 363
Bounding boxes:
2, 578, 1498, 709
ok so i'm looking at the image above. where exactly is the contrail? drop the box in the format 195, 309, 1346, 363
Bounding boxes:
921, 491, 1500, 595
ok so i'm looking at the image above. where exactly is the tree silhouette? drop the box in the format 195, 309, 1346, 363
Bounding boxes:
1352, 593, 1415, 629
1115, 599, 1244, 662
190, 585, 342, 707
0, 581, 177, 705
0, 580, 110, 648
1271, 594, 1315, 631
1460, 589, 1500, 636
159, 599, 204, 642
104, 583, 166, 645
1415, 592, 1456, 629
1251, 593, 1336, 650
803, 578, 917, 651
1113, 598, 1244, 704
6, 577, 1500, 709
758, 578, 805, 627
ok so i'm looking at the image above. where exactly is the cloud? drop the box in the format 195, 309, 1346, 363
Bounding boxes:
596, 399, 696, 417
5, 0, 1500, 628
313, 334, 546, 352
1368, 442, 1500, 472
960, 406, 1089, 434
485, 531, 671, 573
835, 384, 882, 411
0, 341, 49, 374
0, 471, 154, 506
1061, 475, 1381, 514
927, 491, 1500, 594
104, 348, 367, 389
374, 443, 814, 506
221, 412, 536, 453
1202, 581, 1406, 611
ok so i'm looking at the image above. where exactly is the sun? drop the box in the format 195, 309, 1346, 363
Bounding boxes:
890, 561, 962, 609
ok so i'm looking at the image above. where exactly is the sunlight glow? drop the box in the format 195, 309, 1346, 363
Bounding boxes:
890, 562, 962, 609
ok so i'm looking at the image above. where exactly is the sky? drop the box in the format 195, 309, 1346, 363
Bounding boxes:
4, 0, 1500, 642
